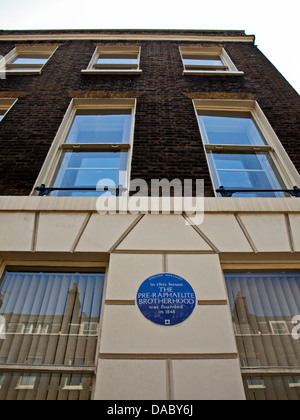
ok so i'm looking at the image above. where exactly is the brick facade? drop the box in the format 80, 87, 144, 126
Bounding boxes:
0, 30, 299, 196
0, 30, 300, 401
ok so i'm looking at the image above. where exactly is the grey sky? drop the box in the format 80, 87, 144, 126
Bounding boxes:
0, 0, 299, 93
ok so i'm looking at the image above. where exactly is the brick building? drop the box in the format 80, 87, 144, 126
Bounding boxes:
0, 29, 299, 400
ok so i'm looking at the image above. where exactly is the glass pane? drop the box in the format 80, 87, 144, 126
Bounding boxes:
0, 112, 4, 122
208, 152, 285, 197
96, 58, 138, 65
66, 110, 131, 144
243, 376, 300, 401
52, 151, 127, 196
11, 55, 48, 65
225, 272, 300, 400
0, 271, 105, 367
198, 113, 266, 145
0, 372, 93, 400
183, 58, 223, 67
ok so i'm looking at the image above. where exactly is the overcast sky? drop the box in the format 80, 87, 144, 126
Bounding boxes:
0, 0, 299, 93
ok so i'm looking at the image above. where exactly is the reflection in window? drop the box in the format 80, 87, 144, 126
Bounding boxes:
16, 374, 36, 390
63, 374, 83, 390
96, 57, 138, 68
183, 57, 224, 68
180, 47, 227, 72
0, 271, 105, 399
52, 151, 128, 196
0, 271, 105, 366
91, 47, 141, 71
50, 107, 132, 196
65, 110, 132, 144
10, 56, 49, 65
198, 111, 286, 197
207, 152, 285, 197
198, 112, 266, 146
183, 57, 224, 69
225, 272, 300, 400
0, 372, 93, 400
243, 376, 300, 400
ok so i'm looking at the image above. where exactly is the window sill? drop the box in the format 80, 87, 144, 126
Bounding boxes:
81, 69, 142, 75
183, 70, 244, 76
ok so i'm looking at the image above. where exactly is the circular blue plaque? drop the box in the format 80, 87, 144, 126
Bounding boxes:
137, 273, 196, 326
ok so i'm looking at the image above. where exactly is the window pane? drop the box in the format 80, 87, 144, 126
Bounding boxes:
11, 55, 48, 65
0, 112, 4, 122
0, 271, 105, 367
52, 151, 128, 196
96, 58, 138, 65
243, 376, 300, 400
208, 152, 285, 197
225, 272, 300, 400
66, 110, 132, 144
198, 113, 266, 145
183, 58, 223, 67
0, 372, 93, 400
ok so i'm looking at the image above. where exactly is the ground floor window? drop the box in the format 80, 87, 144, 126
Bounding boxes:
0, 269, 105, 400
225, 272, 300, 400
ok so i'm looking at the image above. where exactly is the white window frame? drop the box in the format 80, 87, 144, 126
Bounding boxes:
247, 377, 266, 389
79, 322, 98, 336
62, 374, 83, 390
193, 99, 300, 196
288, 377, 300, 388
180, 46, 243, 76
0, 98, 17, 121
16, 374, 37, 390
224, 267, 300, 397
33, 98, 136, 196
20, 323, 49, 335
82, 45, 142, 75
269, 320, 289, 335
3, 45, 58, 75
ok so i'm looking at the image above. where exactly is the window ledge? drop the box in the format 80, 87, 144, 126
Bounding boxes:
81, 69, 142, 75
1, 196, 300, 214
183, 70, 244, 76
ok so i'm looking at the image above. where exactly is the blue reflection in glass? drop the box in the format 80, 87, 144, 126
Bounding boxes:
96, 58, 138, 65
66, 112, 131, 144
52, 151, 127, 196
199, 115, 266, 146
11, 57, 48, 65
0, 272, 105, 317
184, 58, 223, 67
208, 152, 285, 197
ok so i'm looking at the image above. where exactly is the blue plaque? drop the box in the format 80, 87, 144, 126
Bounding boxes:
137, 273, 196, 326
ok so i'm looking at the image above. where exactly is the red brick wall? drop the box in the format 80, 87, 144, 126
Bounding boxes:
0, 34, 299, 196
